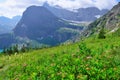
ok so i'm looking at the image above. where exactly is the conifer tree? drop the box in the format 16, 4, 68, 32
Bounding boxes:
13, 44, 19, 53
98, 27, 106, 39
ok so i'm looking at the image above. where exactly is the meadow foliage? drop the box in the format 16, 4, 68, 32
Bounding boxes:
0, 36, 120, 79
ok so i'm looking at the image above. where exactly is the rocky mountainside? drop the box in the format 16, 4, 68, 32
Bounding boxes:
0, 33, 15, 48
43, 2, 108, 22
0, 16, 21, 34
13, 6, 83, 46
84, 2, 120, 36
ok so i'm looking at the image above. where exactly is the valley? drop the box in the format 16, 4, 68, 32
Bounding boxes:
0, 1, 120, 80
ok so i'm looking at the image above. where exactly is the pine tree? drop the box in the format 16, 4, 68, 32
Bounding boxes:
8, 47, 13, 55
21, 44, 26, 53
13, 44, 19, 53
98, 27, 106, 39
3, 47, 6, 53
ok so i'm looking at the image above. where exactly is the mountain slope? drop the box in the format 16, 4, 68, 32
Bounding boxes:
0, 16, 21, 34
0, 33, 15, 48
76, 7, 108, 21
13, 6, 83, 46
43, 2, 108, 22
86, 2, 120, 35
0, 3, 120, 79
0, 34, 120, 79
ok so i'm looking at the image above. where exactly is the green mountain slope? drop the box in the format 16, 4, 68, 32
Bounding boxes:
0, 35, 120, 79
0, 2, 120, 80
84, 2, 120, 36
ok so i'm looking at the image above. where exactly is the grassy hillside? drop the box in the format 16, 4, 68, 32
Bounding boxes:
0, 35, 120, 79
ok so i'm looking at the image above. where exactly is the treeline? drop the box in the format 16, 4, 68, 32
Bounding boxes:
3, 44, 29, 55
2, 44, 49, 55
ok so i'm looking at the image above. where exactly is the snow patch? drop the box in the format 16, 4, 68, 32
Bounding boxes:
95, 15, 101, 18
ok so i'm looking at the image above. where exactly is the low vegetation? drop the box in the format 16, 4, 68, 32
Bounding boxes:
0, 34, 120, 79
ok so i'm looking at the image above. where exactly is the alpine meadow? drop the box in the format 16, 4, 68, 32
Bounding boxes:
0, 0, 120, 80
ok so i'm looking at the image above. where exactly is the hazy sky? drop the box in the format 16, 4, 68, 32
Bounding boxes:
0, 0, 119, 18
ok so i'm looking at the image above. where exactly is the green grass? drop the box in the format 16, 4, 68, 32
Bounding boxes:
0, 36, 120, 80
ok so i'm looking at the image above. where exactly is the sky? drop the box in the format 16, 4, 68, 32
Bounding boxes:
0, 0, 119, 18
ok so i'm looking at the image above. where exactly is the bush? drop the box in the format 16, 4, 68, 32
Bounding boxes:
78, 42, 91, 54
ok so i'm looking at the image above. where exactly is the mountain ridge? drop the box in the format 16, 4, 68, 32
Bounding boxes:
13, 6, 83, 46
43, 2, 108, 22
83, 2, 120, 36
0, 16, 21, 34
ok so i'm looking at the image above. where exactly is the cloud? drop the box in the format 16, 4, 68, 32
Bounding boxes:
0, 0, 42, 18
46, 0, 117, 10
0, 0, 118, 18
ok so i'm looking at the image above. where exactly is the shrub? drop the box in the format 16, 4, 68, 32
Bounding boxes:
78, 42, 91, 54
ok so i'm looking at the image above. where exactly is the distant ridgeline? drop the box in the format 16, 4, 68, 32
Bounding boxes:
43, 2, 108, 22
0, 16, 21, 34
0, 6, 83, 49
0, 3, 109, 49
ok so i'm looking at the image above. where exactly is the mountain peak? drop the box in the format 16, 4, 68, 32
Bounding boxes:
13, 5, 82, 46
43, 2, 50, 7
112, 2, 120, 10
26, 5, 46, 11
117, 2, 120, 6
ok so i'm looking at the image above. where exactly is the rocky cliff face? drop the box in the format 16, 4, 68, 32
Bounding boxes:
14, 6, 82, 46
